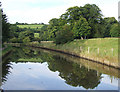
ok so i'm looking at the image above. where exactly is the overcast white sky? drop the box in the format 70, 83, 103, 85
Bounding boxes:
1, 0, 119, 24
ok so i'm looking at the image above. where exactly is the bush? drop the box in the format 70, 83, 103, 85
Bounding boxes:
33, 37, 41, 43
23, 37, 30, 43
10, 37, 21, 43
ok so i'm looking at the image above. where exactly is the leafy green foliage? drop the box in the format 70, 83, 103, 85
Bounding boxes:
103, 17, 118, 37
110, 23, 120, 37
54, 25, 74, 44
23, 37, 30, 43
9, 37, 21, 43
48, 18, 60, 39
34, 33, 39, 38
72, 16, 91, 39
5, 3, 119, 45
1, 6, 10, 43
17, 30, 34, 42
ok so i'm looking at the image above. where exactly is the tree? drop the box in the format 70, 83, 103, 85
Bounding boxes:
59, 4, 103, 38
72, 16, 91, 39
110, 23, 120, 37
1, 3, 10, 43
40, 31, 49, 41
18, 30, 34, 42
23, 36, 30, 43
40, 24, 48, 31
54, 24, 74, 44
48, 18, 60, 39
82, 4, 103, 38
94, 23, 105, 38
9, 24, 22, 38
103, 17, 117, 37
65, 6, 80, 24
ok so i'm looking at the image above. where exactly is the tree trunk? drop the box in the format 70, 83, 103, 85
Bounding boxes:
81, 37, 83, 40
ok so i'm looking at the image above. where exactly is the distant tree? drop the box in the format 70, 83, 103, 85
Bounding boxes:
9, 24, 22, 38
40, 24, 48, 31
41, 23, 44, 25
40, 31, 49, 41
15, 22, 19, 25
18, 30, 34, 42
72, 16, 91, 39
23, 36, 30, 43
48, 18, 59, 39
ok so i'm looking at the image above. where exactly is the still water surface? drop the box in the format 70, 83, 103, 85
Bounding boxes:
1, 47, 120, 90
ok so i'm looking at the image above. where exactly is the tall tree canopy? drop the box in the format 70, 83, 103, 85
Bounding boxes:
110, 23, 120, 37
103, 17, 118, 37
0, 2, 10, 43
48, 18, 60, 39
72, 16, 91, 39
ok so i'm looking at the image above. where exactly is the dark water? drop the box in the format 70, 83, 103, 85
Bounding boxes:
1, 47, 120, 90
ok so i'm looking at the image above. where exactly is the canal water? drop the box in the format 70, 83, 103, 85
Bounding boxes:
1, 47, 120, 90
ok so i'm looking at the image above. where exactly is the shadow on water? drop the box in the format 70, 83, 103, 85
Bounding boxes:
1, 46, 119, 90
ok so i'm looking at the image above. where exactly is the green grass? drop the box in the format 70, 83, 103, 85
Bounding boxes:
17, 24, 43, 29
35, 38, 119, 66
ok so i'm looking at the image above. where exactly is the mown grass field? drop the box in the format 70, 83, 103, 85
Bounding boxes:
30, 38, 119, 67
17, 24, 43, 29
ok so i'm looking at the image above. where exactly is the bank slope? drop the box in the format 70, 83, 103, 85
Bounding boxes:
34, 38, 119, 69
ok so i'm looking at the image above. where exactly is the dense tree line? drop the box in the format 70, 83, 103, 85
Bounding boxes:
9, 25, 38, 43
1, 3, 119, 45
46, 4, 119, 44
31, 4, 119, 44
2, 47, 101, 89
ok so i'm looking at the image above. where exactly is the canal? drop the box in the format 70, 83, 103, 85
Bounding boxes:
1, 46, 120, 90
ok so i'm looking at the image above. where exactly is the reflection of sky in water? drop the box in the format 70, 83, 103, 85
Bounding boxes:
92, 74, 118, 90
2, 62, 119, 90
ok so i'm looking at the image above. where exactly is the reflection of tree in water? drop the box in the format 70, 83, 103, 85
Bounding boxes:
2, 56, 13, 85
47, 55, 102, 89
2, 47, 102, 89
10, 47, 54, 63
16, 47, 102, 89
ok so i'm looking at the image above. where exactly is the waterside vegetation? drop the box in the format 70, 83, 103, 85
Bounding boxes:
1, 2, 119, 68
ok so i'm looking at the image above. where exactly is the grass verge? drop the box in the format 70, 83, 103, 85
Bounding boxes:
30, 38, 119, 68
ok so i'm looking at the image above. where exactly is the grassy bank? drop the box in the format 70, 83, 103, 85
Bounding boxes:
29, 38, 119, 68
